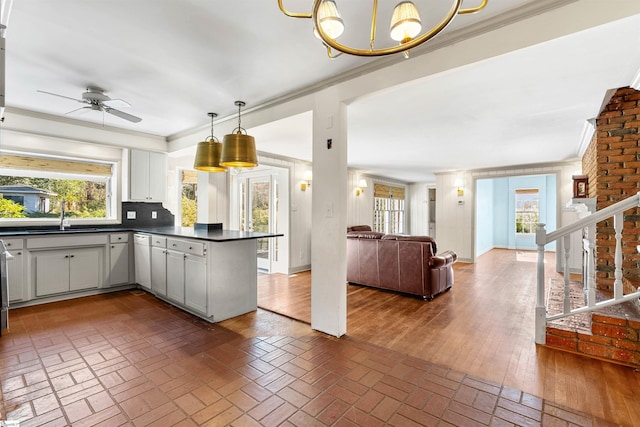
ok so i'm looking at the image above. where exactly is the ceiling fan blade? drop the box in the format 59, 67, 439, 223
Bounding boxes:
104, 107, 142, 123
37, 90, 84, 103
102, 98, 131, 109
65, 106, 91, 115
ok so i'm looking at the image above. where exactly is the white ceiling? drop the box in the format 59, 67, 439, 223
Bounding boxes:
4, 1, 640, 182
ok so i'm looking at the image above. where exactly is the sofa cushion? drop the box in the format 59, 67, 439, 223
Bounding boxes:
385, 235, 437, 253
347, 231, 384, 239
347, 225, 372, 232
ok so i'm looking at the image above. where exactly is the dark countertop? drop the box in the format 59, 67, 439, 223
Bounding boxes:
0, 226, 283, 242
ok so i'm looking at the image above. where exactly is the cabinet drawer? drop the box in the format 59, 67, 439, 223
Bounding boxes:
167, 238, 205, 256
3, 238, 24, 250
151, 236, 167, 248
110, 233, 129, 243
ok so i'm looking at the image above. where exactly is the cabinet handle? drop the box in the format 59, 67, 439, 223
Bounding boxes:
17, 251, 21, 255
118, 237, 122, 240
111, 245, 115, 248
189, 246, 193, 250
70, 255, 75, 258
172, 244, 177, 247
6, 243, 10, 247
65, 255, 69, 258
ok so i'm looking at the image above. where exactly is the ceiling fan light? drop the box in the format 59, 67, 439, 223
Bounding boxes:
390, 1, 422, 43
220, 132, 258, 168
317, 0, 344, 39
194, 139, 226, 172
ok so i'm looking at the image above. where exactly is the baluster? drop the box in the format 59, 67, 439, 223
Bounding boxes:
586, 224, 596, 307
535, 223, 547, 344
563, 234, 571, 314
582, 233, 589, 303
613, 212, 623, 300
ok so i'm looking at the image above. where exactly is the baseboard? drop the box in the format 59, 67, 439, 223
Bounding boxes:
289, 265, 311, 274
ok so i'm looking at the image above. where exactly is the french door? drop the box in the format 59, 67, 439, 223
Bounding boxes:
232, 167, 287, 274
248, 176, 272, 271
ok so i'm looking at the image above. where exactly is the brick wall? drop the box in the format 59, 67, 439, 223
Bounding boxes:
546, 315, 640, 367
585, 87, 640, 291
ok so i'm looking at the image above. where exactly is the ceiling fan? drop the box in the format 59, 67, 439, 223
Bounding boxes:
37, 87, 142, 123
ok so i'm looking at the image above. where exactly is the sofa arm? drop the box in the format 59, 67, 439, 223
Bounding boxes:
429, 250, 457, 268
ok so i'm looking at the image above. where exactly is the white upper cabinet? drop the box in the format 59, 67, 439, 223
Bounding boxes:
130, 149, 167, 201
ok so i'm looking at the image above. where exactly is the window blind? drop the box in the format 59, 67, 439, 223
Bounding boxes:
0, 154, 112, 176
373, 183, 405, 199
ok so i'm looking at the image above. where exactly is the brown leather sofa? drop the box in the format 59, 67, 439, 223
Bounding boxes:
346, 225, 457, 300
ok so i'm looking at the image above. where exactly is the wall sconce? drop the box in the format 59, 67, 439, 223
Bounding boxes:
355, 179, 368, 196
454, 178, 464, 197
300, 170, 312, 191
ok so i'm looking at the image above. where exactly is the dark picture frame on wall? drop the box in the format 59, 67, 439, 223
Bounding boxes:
572, 175, 588, 198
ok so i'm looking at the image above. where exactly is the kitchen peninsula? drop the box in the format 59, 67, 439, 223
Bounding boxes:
1, 226, 282, 323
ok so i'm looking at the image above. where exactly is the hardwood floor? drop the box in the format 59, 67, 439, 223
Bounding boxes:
258, 249, 640, 426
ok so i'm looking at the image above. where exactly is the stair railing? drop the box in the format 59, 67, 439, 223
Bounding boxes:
535, 192, 640, 344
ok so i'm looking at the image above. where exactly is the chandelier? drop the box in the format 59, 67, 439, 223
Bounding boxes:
277, 0, 488, 58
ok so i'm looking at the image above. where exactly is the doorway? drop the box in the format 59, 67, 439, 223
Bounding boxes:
231, 166, 289, 274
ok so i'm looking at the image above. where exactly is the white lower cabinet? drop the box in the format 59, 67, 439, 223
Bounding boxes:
166, 249, 185, 304
109, 243, 129, 286
109, 233, 130, 286
34, 247, 103, 297
184, 253, 207, 314
157, 238, 208, 316
4, 238, 25, 302
151, 246, 167, 296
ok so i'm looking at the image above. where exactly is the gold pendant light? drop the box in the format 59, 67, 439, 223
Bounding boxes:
220, 101, 258, 168
194, 112, 226, 172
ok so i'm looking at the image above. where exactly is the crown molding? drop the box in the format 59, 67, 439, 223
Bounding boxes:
631, 66, 640, 90
577, 118, 597, 158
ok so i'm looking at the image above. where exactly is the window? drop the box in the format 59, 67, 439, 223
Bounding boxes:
0, 153, 114, 221
180, 170, 197, 227
373, 183, 405, 234
515, 189, 539, 234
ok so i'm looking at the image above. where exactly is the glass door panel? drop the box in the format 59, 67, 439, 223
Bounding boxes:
249, 177, 270, 272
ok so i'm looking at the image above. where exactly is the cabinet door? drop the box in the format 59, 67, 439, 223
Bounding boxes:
148, 151, 167, 201
69, 247, 102, 291
184, 254, 207, 314
166, 250, 185, 304
35, 251, 70, 296
130, 149, 150, 201
7, 250, 24, 302
110, 243, 129, 286
151, 246, 167, 296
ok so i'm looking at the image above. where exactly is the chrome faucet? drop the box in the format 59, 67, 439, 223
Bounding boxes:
59, 199, 66, 230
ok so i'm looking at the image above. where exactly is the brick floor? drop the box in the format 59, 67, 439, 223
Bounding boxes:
0, 290, 619, 426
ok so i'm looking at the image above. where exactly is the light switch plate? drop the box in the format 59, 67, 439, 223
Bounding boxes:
127, 211, 136, 219
151, 211, 157, 219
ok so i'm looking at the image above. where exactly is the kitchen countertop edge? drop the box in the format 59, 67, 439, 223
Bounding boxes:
0, 226, 283, 242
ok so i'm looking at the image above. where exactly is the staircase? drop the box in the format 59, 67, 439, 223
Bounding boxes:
535, 193, 640, 367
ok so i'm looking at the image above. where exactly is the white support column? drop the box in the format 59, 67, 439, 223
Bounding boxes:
586, 224, 596, 307
310, 88, 348, 337
563, 234, 571, 314
613, 212, 624, 300
535, 223, 547, 345
197, 171, 229, 226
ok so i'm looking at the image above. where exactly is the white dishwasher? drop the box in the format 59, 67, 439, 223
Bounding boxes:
133, 234, 151, 290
